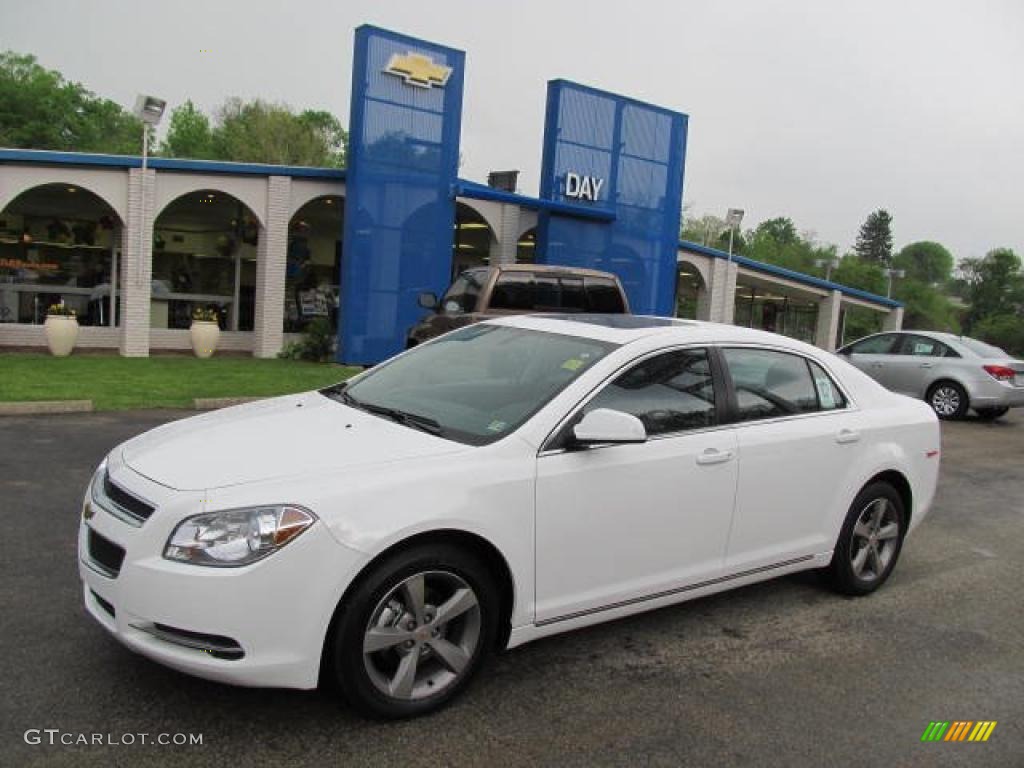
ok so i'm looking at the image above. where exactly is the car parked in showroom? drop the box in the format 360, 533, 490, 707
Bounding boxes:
406, 264, 629, 347
80, 316, 940, 718
838, 330, 1024, 420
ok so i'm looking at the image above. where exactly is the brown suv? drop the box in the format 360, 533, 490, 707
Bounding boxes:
406, 264, 631, 347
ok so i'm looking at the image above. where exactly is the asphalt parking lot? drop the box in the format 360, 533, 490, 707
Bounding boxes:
1, 409, 1022, 767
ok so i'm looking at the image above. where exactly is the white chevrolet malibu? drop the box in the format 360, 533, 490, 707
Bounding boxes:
79, 315, 941, 718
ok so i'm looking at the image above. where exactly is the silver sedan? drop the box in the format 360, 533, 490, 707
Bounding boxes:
838, 331, 1024, 420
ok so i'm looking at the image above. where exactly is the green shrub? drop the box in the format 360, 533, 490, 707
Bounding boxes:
278, 317, 336, 362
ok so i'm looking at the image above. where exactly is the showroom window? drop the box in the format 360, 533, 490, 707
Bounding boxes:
285, 196, 343, 333
152, 191, 259, 331
0, 184, 121, 326
584, 348, 717, 435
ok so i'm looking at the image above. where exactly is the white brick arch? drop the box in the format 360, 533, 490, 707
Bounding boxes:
289, 179, 345, 218
678, 253, 711, 288
0, 166, 128, 223
153, 173, 267, 227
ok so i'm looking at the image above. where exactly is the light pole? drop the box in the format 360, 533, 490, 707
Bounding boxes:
814, 256, 840, 282
884, 268, 905, 298
725, 208, 744, 261
132, 95, 166, 289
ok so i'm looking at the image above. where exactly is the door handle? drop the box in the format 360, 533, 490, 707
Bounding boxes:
836, 428, 861, 445
696, 448, 734, 466
919, 362, 934, 368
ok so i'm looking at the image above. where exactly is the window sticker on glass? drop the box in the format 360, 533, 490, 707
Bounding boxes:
486, 420, 507, 433
814, 373, 837, 409
561, 358, 585, 371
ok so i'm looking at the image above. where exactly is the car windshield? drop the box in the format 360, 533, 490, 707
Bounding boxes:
327, 324, 616, 445
955, 336, 1008, 358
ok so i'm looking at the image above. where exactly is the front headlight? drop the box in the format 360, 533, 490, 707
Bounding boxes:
163, 505, 316, 567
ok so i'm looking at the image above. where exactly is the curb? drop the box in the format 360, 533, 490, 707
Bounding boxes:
193, 396, 266, 410
0, 400, 94, 415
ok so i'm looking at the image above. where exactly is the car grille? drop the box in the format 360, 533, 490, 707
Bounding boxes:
102, 472, 155, 523
87, 528, 126, 578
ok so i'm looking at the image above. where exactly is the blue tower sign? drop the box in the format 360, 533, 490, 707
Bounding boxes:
535, 81, 689, 316
339, 25, 465, 365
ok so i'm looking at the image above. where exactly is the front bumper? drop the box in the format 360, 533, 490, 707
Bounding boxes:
79, 465, 367, 689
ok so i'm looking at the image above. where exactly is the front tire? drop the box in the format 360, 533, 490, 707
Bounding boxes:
825, 482, 906, 596
323, 543, 499, 719
927, 381, 969, 420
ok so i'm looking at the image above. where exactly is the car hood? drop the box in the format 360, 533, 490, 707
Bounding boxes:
120, 391, 466, 491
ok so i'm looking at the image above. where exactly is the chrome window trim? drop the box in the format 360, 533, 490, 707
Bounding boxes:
538, 341, 858, 457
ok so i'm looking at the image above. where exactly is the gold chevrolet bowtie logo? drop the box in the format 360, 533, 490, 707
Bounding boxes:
383, 52, 452, 89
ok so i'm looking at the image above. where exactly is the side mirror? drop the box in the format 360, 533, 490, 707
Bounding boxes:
572, 408, 647, 447
417, 292, 439, 311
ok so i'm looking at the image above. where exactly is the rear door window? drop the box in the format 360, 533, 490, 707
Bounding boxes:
585, 277, 626, 313
722, 348, 822, 422
897, 335, 953, 357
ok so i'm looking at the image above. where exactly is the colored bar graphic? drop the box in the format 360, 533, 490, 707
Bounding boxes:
921, 721, 996, 742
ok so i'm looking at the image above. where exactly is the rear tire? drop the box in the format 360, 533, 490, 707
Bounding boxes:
323, 543, 498, 719
927, 381, 969, 420
825, 482, 906, 596
975, 406, 1009, 421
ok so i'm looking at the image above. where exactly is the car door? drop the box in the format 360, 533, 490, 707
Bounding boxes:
534, 347, 738, 624
720, 347, 858, 571
884, 335, 951, 397
842, 333, 902, 389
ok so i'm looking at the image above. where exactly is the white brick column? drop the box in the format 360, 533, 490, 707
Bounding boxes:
119, 168, 155, 356
814, 289, 842, 351
253, 175, 291, 358
495, 203, 521, 265
706, 258, 739, 325
882, 306, 904, 332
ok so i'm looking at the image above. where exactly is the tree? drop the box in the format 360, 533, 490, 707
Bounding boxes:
854, 209, 894, 265
959, 248, 1024, 332
973, 314, 1024, 356
0, 51, 142, 153
160, 100, 215, 159
894, 241, 954, 286
210, 98, 346, 167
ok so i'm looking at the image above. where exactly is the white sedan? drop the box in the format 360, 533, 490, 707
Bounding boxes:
79, 315, 940, 718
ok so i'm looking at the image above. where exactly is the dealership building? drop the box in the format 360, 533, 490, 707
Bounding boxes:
0, 26, 902, 363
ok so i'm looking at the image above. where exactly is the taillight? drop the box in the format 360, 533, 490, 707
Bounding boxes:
983, 364, 1016, 382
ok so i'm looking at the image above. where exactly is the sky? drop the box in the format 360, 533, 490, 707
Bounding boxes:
1, 0, 1021, 261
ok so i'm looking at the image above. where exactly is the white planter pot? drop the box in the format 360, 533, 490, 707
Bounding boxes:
190, 320, 221, 359
44, 315, 79, 357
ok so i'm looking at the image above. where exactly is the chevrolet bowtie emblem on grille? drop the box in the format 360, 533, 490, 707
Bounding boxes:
383, 52, 452, 89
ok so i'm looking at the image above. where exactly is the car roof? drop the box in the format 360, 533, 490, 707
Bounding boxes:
490, 263, 622, 279
487, 313, 827, 353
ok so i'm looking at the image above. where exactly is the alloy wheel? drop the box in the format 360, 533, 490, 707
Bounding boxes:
930, 386, 960, 418
849, 498, 900, 582
362, 570, 482, 701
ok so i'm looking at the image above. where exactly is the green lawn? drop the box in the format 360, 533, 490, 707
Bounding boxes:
0, 354, 359, 411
